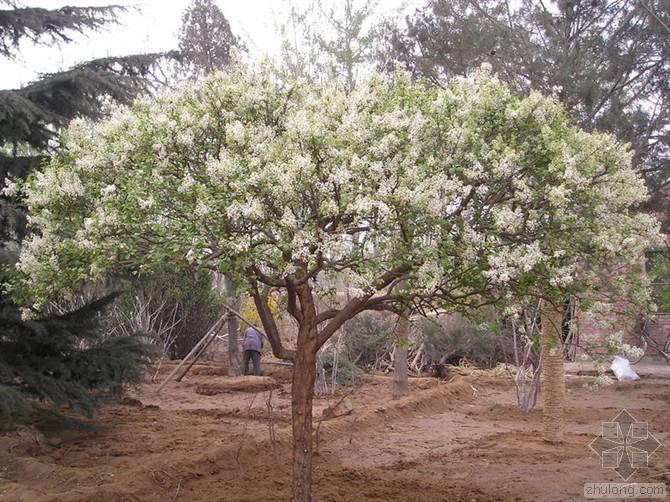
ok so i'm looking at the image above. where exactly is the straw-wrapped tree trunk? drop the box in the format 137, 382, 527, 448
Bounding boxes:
541, 305, 565, 443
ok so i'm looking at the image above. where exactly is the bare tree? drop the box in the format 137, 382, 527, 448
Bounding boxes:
507, 304, 543, 412
392, 314, 410, 398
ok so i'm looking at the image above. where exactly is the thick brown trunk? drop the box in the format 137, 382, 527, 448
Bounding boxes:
541, 307, 565, 443
392, 315, 410, 399
224, 275, 241, 376
291, 322, 318, 502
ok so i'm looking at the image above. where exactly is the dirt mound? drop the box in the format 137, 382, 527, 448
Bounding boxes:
410, 377, 438, 389
195, 376, 282, 395
152, 360, 294, 382
458, 431, 592, 463
259, 361, 293, 382
4, 456, 60, 480
189, 364, 228, 376
317, 377, 475, 440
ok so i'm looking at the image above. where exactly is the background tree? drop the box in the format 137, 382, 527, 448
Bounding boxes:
17, 68, 659, 500
275, 0, 381, 90
315, 0, 379, 92
387, 0, 670, 231
178, 0, 243, 77
275, 1, 323, 82
391, 315, 410, 397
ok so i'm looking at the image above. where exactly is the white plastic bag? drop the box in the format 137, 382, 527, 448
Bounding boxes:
610, 356, 640, 381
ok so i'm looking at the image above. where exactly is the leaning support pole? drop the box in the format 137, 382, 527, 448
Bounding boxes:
156, 313, 228, 393
175, 330, 228, 383
220, 302, 269, 340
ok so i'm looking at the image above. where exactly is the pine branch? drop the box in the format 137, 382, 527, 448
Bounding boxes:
0, 291, 154, 427
0, 4, 127, 59
0, 51, 181, 150
0, 153, 43, 181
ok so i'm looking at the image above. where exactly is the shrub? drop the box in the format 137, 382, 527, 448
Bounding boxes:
340, 312, 395, 369
318, 351, 362, 387
417, 314, 503, 369
109, 267, 222, 360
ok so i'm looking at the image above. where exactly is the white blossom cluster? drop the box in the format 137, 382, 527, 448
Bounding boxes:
13, 65, 661, 319
607, 332, 645, 361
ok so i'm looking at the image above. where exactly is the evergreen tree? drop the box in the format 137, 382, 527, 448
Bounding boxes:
178, 0, 242, 76
315, 0, 379, 93
275, 0, 381, 90
1, 1, 179, 245
0, 293, 153, 425
0, 3, 176, 172
0, 2, 122, 58
0, 1, 164, 426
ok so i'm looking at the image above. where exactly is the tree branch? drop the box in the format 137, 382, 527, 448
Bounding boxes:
315, 264, 413, 348
250, 284, 295, 361
286, 277, 304, 324
249, 264, 285, 287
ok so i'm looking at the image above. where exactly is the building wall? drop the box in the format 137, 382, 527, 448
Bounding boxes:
641, 313, 670, 355
575, 309, 670, 356
575, 236, 670, 357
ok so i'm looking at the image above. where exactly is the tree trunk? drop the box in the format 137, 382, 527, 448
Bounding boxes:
291, 322, 318, 502
541, 306, 565, 443
392, 315, 410, 399
223, 275, 241, 376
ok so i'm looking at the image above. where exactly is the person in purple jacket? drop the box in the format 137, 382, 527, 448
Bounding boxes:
242, 326, 265, 376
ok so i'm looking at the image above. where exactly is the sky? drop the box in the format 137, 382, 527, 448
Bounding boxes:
0, 0, 419, 89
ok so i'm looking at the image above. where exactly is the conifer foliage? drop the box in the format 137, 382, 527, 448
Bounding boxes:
178, 0, 242, 76
0, 1, 160, 427
0, 2, 177, 183
0, 294, 153, 425
0, 3, 123, 58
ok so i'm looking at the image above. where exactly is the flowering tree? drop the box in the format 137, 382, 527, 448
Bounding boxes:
13, 66, 659, 500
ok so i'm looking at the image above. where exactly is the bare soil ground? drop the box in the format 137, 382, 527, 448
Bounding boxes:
1, 361, 669, 502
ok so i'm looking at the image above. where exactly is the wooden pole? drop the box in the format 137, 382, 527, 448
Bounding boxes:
220, 302, 269, 340
175, 330, 227, 382
155, 314, 227, 393
263, 361, 294, 367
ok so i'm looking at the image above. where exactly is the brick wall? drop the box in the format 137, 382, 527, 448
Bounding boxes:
640, 313, 670, 355
575, 309, 670, 356
574, 307, 636, 356
575, 238, 670, 357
